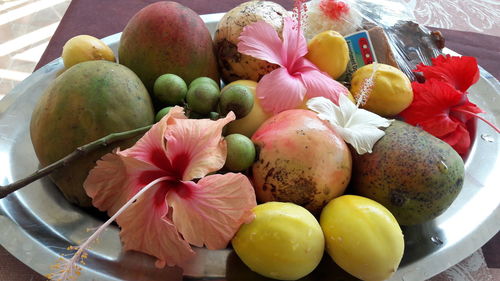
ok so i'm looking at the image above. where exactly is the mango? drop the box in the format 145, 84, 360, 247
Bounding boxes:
306, 30, 350, 80
320, 195, 404, 281
351, 120, 465, 225
350, 63, 413, 117
62, 35, 116, 69
30, 61, 154, 207
232, 202, 324, 280
119, 1, 219, 93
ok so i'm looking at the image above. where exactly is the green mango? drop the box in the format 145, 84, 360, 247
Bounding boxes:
351, 120, 465, 225
30, 61, 154, 207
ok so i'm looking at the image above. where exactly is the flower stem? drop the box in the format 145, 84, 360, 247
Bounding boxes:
0, 125, 152, 199
452, 108, 500, 133
48, 176, 170, 281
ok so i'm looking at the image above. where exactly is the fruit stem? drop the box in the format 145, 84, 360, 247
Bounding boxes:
0, 125, 152, 199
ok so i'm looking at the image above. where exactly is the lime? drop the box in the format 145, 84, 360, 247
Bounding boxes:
223, 134, 255, 172
189, 76, 220, 90
155, 106, 173, 122
188, 111, 205, 119
209, 111, 220, 120
224, 80, 272, 138
186, 83, 220, 114
232, 202, 324, 280
219, 84, 254, 119
153, 74, 187, 106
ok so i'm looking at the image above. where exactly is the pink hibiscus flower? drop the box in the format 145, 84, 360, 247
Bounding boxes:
237, 17, 349, 114
50, 107, 256, 280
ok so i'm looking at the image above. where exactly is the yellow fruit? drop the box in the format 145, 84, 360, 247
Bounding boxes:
320, 195, 404, 281
306, 30, 349, 80
224, 80, 272, 138
62, 35, 116, 69
232, 202, 325, 280
350, 63, 413, 117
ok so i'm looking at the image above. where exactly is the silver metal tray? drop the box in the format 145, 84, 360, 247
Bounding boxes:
0, 13, 499, 281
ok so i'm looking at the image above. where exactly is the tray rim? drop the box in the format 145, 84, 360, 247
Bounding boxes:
0, 12, 499, 281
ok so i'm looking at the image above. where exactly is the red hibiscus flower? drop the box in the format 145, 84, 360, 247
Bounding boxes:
400, 55, 499, 155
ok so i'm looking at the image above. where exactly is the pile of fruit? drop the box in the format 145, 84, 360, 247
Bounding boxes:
29, 1, 497, 281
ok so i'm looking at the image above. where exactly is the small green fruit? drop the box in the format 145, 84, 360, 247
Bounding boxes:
209, 111, 220, 120
153, 74, 187, 106
155, 106, 174, 122
189, 76, 220, 90
219, 84, 254, 119
224, 134, 256, 172
186, 83, 220, 114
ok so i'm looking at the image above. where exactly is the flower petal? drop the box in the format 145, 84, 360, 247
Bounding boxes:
238, 20, 284, 66
306, 96, 340, 124
415, 55, 479, 92
84, 152, 165, 215
116, 184, 195, 268
307, 95, 392, 154
441, 123, 471, 155
400, 80, 463, 137
451, 96, 485, 123
121, 106, 186, 171
281, 17, 308, 67
164, 113, 235, 181
167, 173, 256, 249
298, 61, 350, 104
339, 110, 393, 154
257, 67, 306, 114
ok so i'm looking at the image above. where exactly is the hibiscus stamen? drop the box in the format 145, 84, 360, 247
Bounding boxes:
356, 62, 378, 107
47, 176, 171, 281
452, 108, 500, 133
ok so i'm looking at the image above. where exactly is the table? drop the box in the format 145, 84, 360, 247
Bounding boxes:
1, 0, 499, 280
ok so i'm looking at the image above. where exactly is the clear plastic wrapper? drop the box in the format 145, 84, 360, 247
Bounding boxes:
304, 0, 444, 81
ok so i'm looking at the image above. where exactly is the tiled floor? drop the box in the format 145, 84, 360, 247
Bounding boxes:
0, 0, 70, 100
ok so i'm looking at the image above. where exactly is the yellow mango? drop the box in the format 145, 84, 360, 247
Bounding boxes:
350, 63, 413, 117
320, 195, 404, 281
224, 80, 272, 138
232, 202, 324, 280
306, 30, 350, 80
62, 35, 115, 69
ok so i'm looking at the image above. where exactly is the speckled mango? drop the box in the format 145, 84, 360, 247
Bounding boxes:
119, 1, 219, 92
30, 61, 154, 207
351, 120, 465, 225
252, 109, 352, 215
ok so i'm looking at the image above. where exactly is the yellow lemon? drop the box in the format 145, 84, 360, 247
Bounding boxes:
320, 195, 404, 281
350, 63, 413, 117
306, 30, 350, 80
224, 80, 272, 138
232, 202, 325, 280
62, 35, 116, 69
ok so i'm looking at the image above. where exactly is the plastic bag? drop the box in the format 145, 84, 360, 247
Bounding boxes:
303, 0, 444, 81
